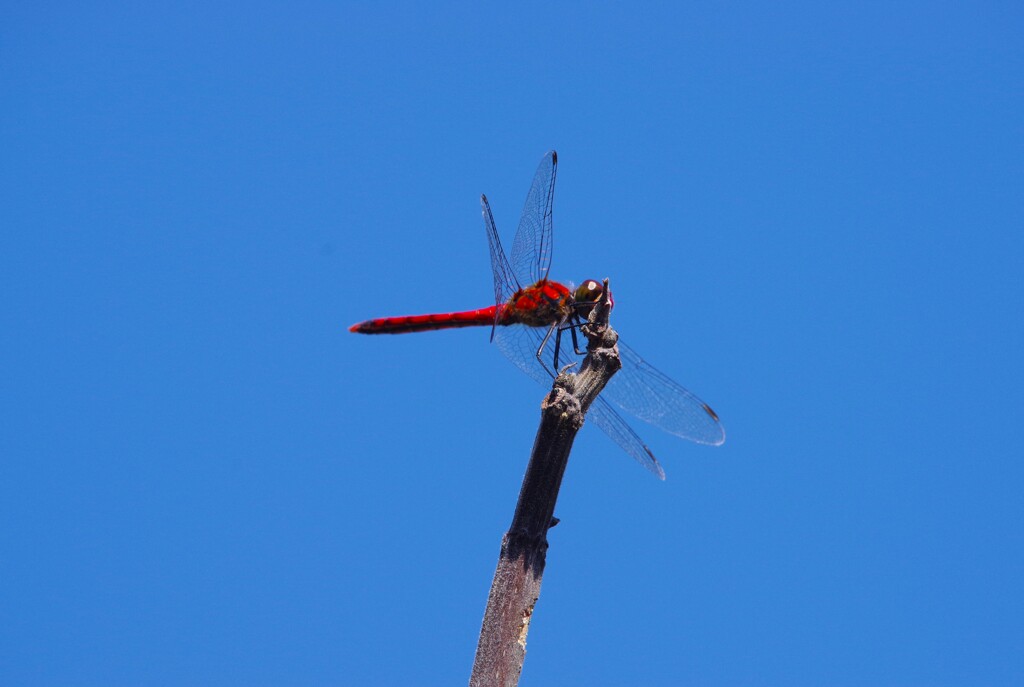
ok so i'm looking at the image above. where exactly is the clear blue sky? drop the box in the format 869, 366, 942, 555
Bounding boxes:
2, 3, 1022, 685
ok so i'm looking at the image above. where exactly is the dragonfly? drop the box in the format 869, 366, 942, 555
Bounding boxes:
349, 151, 724, 478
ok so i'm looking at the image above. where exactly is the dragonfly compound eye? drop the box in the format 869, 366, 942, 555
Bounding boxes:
574, 279, 604, 304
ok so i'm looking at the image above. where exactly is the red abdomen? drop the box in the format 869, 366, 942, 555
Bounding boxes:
349, 306, 499, 334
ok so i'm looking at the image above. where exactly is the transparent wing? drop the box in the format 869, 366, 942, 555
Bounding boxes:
509, 151, 557, 286
588, 397, 666, 479
481, 194, 520, 309
492, 322, 667, 479
603, 341, 726, 446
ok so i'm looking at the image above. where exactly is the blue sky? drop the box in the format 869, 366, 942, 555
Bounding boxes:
2, 3, 1022, 685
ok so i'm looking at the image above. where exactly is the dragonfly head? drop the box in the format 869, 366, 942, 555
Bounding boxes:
573, 279, 614, 317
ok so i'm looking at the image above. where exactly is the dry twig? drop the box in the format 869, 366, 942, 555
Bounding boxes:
469, 281, 621, 687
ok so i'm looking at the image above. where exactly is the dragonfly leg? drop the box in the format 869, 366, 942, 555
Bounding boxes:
552, 315, 587, 369
552, 327, 561, 371
568, 316, 585, 355
535, 320, 559, 374
555, 316, 587, 355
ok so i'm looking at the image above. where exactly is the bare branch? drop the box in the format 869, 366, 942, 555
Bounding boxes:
470, 281, 620, 687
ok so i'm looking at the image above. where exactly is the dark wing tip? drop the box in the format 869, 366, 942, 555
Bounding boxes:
702, 403, 727, 445
551, 150, 558, 163
644, 445, 667, 480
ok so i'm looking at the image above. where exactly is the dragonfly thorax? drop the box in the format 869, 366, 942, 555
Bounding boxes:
501, 279, 574, 327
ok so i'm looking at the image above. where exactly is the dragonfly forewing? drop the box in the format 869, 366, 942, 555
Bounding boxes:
509, 151, 557, 286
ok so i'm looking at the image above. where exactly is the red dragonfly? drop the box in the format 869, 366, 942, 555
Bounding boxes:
350, 151, 724, 478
